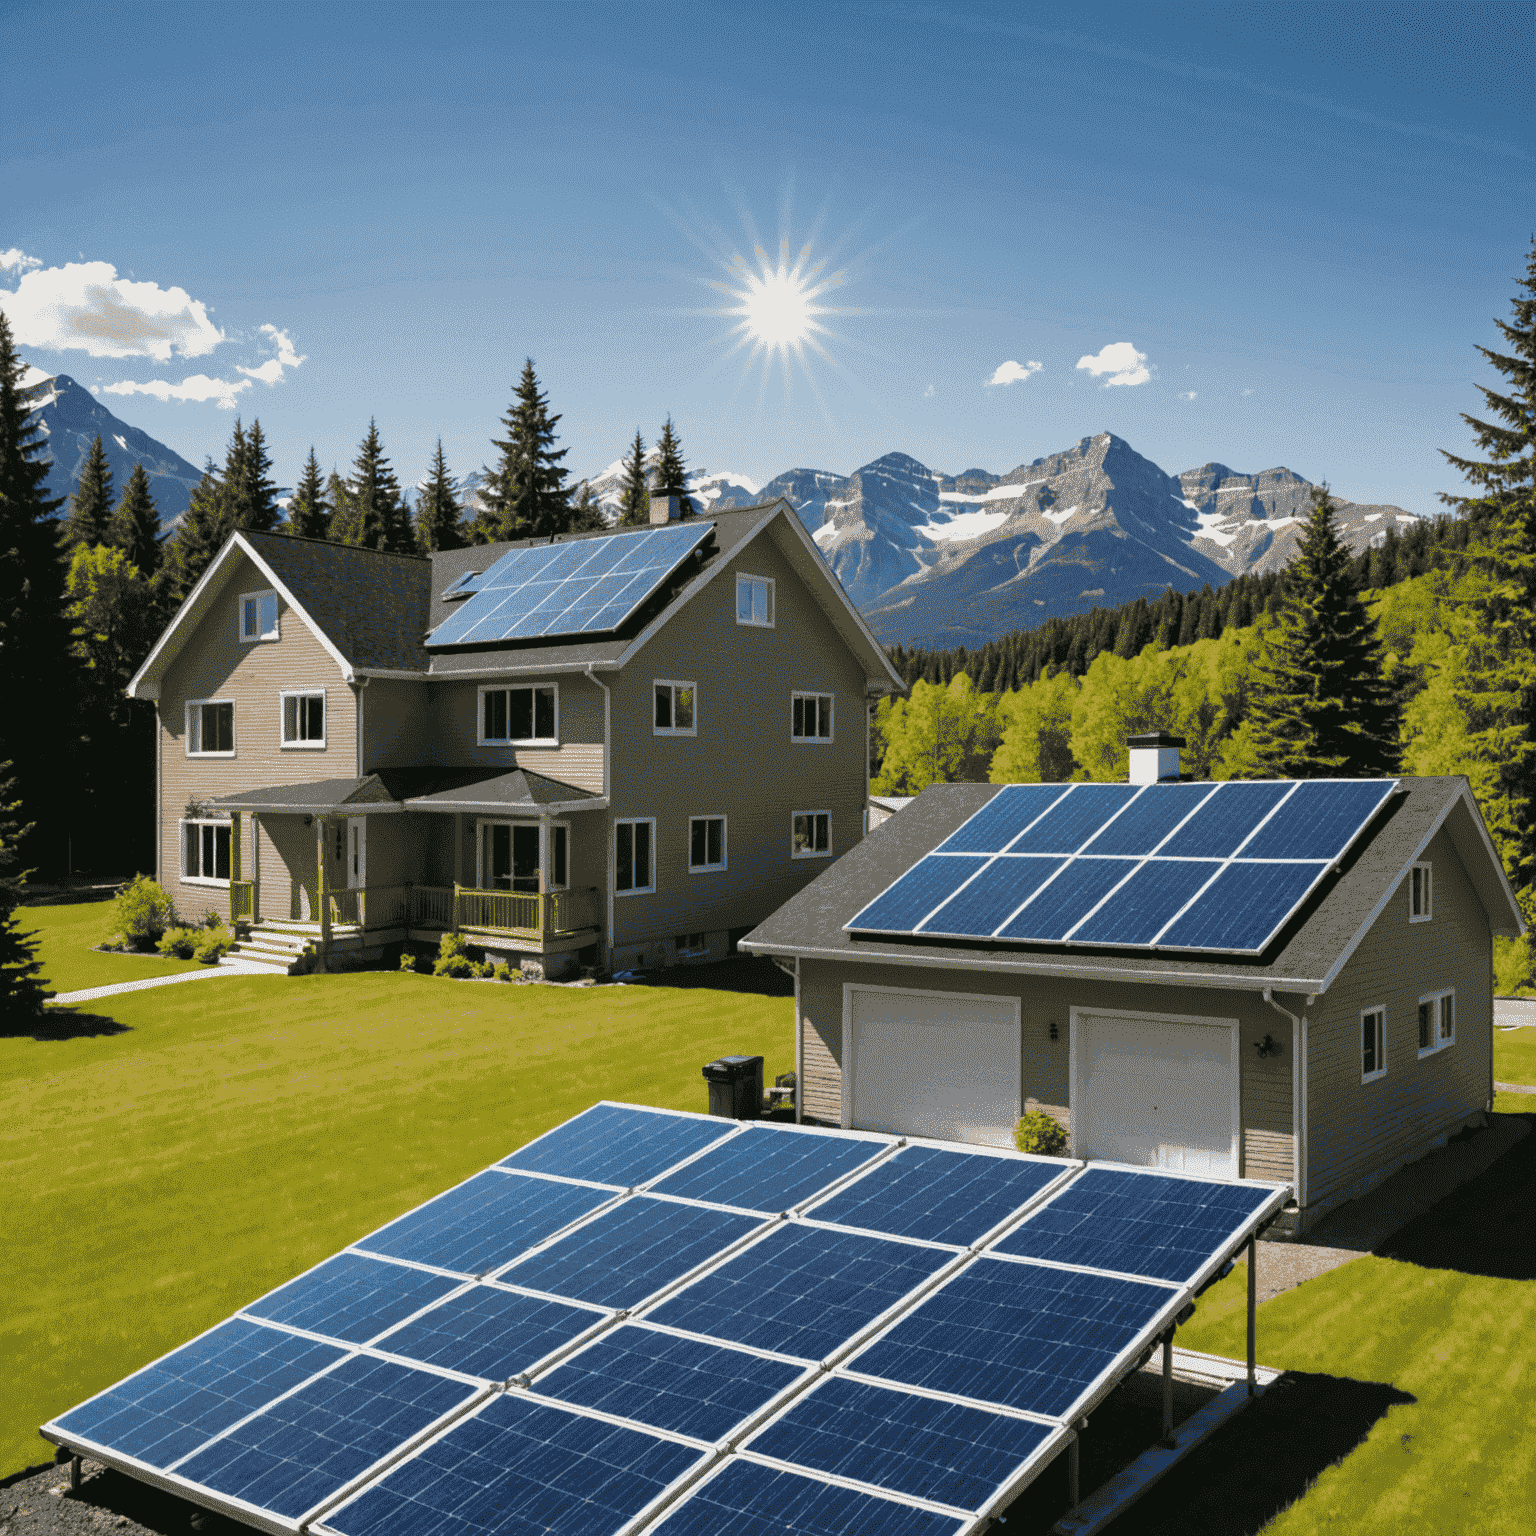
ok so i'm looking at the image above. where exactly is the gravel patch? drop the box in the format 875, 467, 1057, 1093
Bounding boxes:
0, 1458, 241, 1535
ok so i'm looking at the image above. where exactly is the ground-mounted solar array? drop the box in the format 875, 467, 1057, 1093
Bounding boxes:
847, 777, 1397, 955
45, 1104, 1288, 1536
426, 522, 714, 647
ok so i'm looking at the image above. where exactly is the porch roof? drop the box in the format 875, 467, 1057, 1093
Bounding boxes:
210, 766, 601, 816
403, 767, 606, 815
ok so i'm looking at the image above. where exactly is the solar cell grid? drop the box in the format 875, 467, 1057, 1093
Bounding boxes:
648, 1124, 890, 1213
995, 857, 1134, 942
1080, 782, 1217, 856
993, 1167, 1278, 1284
1006, 783, 1139, 854
935, 783, 1069, 854
847, 854, 989, 934
1158, 859, 1326, 952
497, 1102, 733, 1188
1066, 858, 1218, 945
1156, 780, 1294, 859
1233, 779, 1394, 861
52, 1319, 345, 1471
917, 856, 1064, 938
243, 1253, 463, 1346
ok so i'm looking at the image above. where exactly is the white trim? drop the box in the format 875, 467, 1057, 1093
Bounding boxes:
279, 686, 327, 750
687, 813, 727, 873
1409, 860, 1433, 921
474, 817, 570, 891
614, 816, 656, 897
477, 681, 559, 747
180, 816, 234, 887
735, 571, 775, 627
237, 586, 280, 643
1069, 1006, 1241, 1178
790, 690, 835, 744
792, 808, 832, 859
184, 697, 235, 757
1418, 987, 1456, 1057
653, 679, 698, 737
1361, 1003, 1387, 1083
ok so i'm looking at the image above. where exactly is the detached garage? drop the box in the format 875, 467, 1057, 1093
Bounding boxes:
745, 754, 1522, 1234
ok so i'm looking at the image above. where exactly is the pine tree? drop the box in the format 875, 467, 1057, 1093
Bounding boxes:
1440, 237, 1536, 916
567, 483, 608, 533
109, 462, 162, 576
158, 459, 225, 608
618, 429, 649, 526
415, 439, 464, 552
333, 420, 412, 552
326, 470, 350, 542
62, 433, 115, 551
233, 419, 281, 532
473, 359, 570, 543
0, 761, 49, 1016
653, 415, 692, 514
1244, 485, 1400, 777
287, 448, 331, 539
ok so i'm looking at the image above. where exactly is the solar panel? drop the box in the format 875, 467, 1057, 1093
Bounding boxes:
242, 1252, 464, 1345
991, 1167, 1278, 1284
848, 778, 1396, 955
497, 1103, 735, 1189
531, 1325, 808, 1442
803, 1144, 1068, 1248
648, 1123, 891, 1214
425, 522, 713, 647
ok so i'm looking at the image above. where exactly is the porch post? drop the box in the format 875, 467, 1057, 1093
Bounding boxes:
229, 812, 242, 922
251, 812, 261, 920
454, 813, 463, 935
538, 815, 549, 939
316, 815, 331, 970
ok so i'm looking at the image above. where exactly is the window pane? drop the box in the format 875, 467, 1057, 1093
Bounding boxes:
793, 814, 808, 854
491, 824, 512, 889
189, 707, 201, 753
656, 685, 672, 730
201, 824, 214, 877
307, 696, 324, 739
242, 597, 256, 638
616, 824, 633, 891
815, 814, 829, 852
284, 696, 298, 741
552, 827, 567, 888
635, 822, 651, 889
737, 578, 752, 622
215, 826, 230, 880
534, 686, 555, 739
208, 703, 232, 752
509, 688, 534, 741
1419, 1002, 1432, 1049
1362, 1014, 1374, 1074
185, 824, 199, 877
754, 582, 769, 624
691, 819, 706, 866
512, 825, 540, 892
1441, 995, 1453, 1040
708, 818, 722, 865
817, 697, 831, 738
793, 697, 805, 737
261, 592, 277, 636
675, 687, 693, 730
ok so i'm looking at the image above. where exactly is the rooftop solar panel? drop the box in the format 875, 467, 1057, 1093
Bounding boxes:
1234, 778, 1395, 862
1065, 858, 1218, 945
846, 854, 990, 935
354, 1169, 615, 1276
1079, 781, 1217, 856
935, 783, 1070, 854
992, 1167, 1280, 1284
531, 1325, 807, 1443
242, 1252, 464, 1346
497, 1103, 734, 1189
1007, 783, 1140, 855
916, 856, 1065, 937
1155, 780, 1294, 859
994, 856, 1134, 942
648, 1124, 891, 1214
803, 1145, 1067, 1248
1156, 859, 1327, 952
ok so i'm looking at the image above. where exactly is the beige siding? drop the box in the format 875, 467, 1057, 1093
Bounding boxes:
1303, 824, 1491, 1206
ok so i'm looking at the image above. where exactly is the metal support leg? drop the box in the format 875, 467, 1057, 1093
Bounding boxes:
70, 1455, 81, 1491
1161, 1330, 1174, 1440
1067, 1433, 1079, 1506
1247, 1233, 1257, 1397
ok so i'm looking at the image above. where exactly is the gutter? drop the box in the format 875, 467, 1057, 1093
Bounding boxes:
585, 664, 614, 972
1263, 987, 1306, 1210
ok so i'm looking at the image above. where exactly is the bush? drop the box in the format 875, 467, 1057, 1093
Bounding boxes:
472, 959, 495, 979
112, 875, 177, 950
200, 909, 226, 930
494, 962, 515, 982
193, 927, 231, 964
432, 932, 477, 979
399, 950, 422, 974
1014, 1110, 1068, 1157
156, 926, 200, 959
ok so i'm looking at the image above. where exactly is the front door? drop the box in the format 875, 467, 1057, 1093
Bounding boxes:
347, 818, 367, 889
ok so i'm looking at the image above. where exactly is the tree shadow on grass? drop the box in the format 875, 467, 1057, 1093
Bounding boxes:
5, 1007, 130, 1041
620, 955, 794, 998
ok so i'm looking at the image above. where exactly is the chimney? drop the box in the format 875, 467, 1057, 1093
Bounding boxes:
650, 492, 680, 525
1127, 731, 1184, 784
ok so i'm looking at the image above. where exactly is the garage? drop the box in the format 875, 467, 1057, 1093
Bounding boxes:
1072, 1009, 1239, 1177
843, 985, 1020, 1148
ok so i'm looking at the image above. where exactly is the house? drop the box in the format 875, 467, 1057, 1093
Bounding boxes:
126, 498, 905, 976
741, 737, 1523, 1233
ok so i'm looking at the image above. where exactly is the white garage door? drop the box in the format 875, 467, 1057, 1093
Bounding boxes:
1074, 1012, 1238, 1177
846, 988, 1019, 1148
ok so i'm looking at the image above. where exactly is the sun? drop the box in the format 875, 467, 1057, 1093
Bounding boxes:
710, 237, 848, 368
740, 255, 816, 351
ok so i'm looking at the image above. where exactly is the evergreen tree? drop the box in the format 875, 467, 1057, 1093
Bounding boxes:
230, 418, 281, 532
653, 415, 691, 514
473, 359, 571, 543
109, 462, 162, 576
567, 483, 608, 533
1440, 237, 1536, 918
1244, 485, 1400, 776
62, 433, 115, 551
0, 761, 49, 1016
618, 429, 649, 526
158, 459, 225, 608
326, 470, 351, 542
333, 420, 413, 552
287, 448, 332, 539
415, 439, 464, 552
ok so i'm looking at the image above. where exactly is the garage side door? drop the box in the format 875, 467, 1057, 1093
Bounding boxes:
847, 988, 1019, 1149
1074, 1012, 1237, 1177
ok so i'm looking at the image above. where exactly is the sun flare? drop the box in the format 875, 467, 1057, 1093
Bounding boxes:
712, 237, 846, 364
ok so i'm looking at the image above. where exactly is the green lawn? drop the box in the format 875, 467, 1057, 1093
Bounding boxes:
21, 900, 206, 994
1494, 1026, 1536, 1085
2, 969, 793, 1478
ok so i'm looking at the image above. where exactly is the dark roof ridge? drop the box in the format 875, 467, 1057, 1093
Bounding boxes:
243, 528, 429, 562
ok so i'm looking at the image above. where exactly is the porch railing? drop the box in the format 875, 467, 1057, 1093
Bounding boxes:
452, 884, 601, 940
261, 883, 600, 942
326, 885, 409, 929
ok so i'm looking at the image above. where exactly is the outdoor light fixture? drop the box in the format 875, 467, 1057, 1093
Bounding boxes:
1255, 1033, 1282, 1058
1048, 1020, 1060, 1041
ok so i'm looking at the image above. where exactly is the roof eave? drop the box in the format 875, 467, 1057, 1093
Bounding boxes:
402, 796, 609, 815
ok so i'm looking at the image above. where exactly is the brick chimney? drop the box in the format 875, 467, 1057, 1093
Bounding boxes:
1127, 731, 1184, 784
650, 492, 680, 524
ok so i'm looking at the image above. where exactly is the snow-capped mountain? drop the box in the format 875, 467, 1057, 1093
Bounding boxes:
577, 451, 761, 520
21, 372, 204, 527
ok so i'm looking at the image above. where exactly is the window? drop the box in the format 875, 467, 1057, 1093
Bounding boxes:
182, 819, 231, 884
1362, 1006, 1387, 1083
186, 699, 234, 756
615, 819, 654, 895
793, 810, 831, 859
677, 933, 706, 955
736, 573, 774, 627
281, 690, 325, 748
239, 589, 279, 642
655, 681, 697, 736
479, 684, 557, 745
1418, 989, 1455, 1056
478, 820, 567, 892
690, 815, 726, 872
1409, 862, 1432, 921
792, 692, 833, 742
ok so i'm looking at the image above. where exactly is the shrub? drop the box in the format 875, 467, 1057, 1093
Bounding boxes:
193, 927, 231, 964
399, 950, 422, 974
112, 875, 177, 950
1014, 1110, 1068, 1157
200, 909, 226, 930
432, 932, 476, 979
473, 959, 495, 979
156, 926, 200, 959
494, 962, 515, 982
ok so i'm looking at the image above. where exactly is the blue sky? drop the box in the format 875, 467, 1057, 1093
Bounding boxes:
3, 1, 1530, 511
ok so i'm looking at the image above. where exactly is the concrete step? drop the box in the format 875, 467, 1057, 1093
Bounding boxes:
221, 949, 300, 974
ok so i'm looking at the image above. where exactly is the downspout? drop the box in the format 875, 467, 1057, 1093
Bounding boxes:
795, 956, 803, 1124
1263, 987, 1305, 1211
155, 703, 163, 887
352, 677, 369, 778
584, 665, 612, 971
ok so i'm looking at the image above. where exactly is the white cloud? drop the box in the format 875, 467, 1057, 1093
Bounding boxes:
1180, 390, 1197, 401
1, 248, 43, 275
0, 260, 223, 360
103, 373, 252, 410
987, 359, 1043, 387
19, 362, 52, 389
237, 323, 307, 385
1076, 341, 1151, 388
924, 383, 935, 398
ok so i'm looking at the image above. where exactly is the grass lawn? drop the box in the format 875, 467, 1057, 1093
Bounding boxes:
22, 900, 206, 994
1493, 1027, 1536, 1113
2, 968, 793, 1479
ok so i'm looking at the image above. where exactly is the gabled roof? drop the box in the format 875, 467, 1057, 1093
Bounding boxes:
211, 766, 601, 816
741, 776, 1524, 996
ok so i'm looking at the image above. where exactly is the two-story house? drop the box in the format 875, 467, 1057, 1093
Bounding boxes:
127, 498, 905, 976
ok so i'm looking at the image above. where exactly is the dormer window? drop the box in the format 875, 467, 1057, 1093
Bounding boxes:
239, 589, 279, 642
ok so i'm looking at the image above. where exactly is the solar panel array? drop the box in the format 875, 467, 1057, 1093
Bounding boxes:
427, 522, 714, 647
847, 777, 1396, 955
46, 1104, 1287, 1536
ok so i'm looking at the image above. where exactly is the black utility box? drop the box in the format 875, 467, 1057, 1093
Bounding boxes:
703, 1054, 763, 1120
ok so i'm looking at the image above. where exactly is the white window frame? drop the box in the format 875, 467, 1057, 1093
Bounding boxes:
1417, 988, 1455, 1057
239, 588, 280, 643
1361, 1004, 1387, 1084
280, 687, 327, 750
791, 691, 834, 743
689, 814, 727, 873
615, 817, 656, 897
736, 572, 775, 628
185, 697, 235, 758
654, 680, 698, 737
476, 818, 568, 892
477, 683, 559, 747
1409, 861, 1433, 922
792, 809, 832, 859
180, 817, 232, 886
